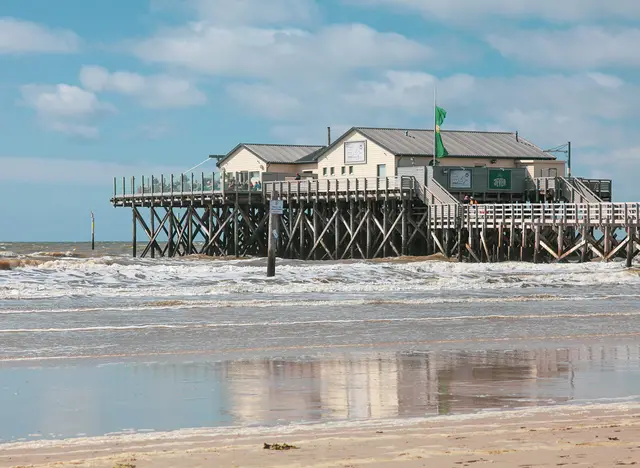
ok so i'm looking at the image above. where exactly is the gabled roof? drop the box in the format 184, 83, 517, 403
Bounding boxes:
311, 127, 555, 161
218, 143, 325, 167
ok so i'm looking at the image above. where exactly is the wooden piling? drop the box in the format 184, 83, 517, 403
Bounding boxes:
267, 198, 279, 277
627, 227, 634, 268
533, 224, 540, 264
132, 207, 137, 258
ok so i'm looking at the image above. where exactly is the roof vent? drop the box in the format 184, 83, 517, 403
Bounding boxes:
405, 130, 409, 137
516, 131, 519, 142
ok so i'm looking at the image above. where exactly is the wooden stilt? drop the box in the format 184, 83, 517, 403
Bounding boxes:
401, 200, 408, 256
188, 205, 194, 255
350, 200, 356, 259
366, 200, 372, 259
627, 227, 634, 268
509, 217, 515, 261
132, 207, 137, 258
533, 224, 540, 264
497, 224, 504, 262
150, 207, 155, 258
335, 201, 340, 259
168, 208, 174, 257
444, 229, 451, 258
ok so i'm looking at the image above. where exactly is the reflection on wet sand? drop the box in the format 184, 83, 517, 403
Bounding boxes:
223, 347, 581, 424
2, 343, 639, 442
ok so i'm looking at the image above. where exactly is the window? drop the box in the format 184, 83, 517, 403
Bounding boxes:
349, 166, 354, 175
341, 166, 346, 175
377, 164, 387, 178
323, 167, 327, 176
330, 167, 335, 176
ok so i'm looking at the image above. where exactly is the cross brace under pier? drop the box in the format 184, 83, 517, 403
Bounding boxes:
128, 200, 640, 265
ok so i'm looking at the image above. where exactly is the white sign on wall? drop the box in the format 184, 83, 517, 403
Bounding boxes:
449, 169, 472, 189
344, 141, 367, 164
270, 200, 284, 214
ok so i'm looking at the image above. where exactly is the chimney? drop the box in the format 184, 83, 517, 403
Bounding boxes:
327, 127, 331, 146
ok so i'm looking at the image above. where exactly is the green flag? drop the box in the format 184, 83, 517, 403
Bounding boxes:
435, 106, 449, 158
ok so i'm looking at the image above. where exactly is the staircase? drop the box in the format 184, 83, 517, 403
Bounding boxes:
558, 177, 602, 203
414, 178, 460, 205
578, 178, 612, 202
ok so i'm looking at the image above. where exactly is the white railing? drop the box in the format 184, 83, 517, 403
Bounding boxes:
427, 178, 461, 205
430, 203, 640, 228
263, 176, 411, 197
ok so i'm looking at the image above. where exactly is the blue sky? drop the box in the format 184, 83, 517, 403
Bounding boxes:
1, 0, 639, 241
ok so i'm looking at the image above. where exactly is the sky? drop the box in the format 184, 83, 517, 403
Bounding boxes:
1, 0, 639, 241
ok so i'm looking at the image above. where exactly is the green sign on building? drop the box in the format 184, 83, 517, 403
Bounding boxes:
488, 169, 512, 190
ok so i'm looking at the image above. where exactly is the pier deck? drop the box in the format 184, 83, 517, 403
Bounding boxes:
111, 174, 639, 265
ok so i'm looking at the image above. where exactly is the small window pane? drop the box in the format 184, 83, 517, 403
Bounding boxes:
341, 166, 346, 175
330, 167, 335, 176
323, 167, 327, 176
349, 166, 354, 174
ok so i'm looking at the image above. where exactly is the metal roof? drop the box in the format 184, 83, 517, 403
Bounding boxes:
353, 127, 554, 160
243, 144, 325, 164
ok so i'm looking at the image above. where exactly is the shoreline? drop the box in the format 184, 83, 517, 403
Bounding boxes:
2, 402, 639, 467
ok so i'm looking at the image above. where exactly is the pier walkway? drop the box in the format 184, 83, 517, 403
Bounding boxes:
111, 174, 639, 265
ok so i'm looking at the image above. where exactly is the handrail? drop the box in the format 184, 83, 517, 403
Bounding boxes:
558, 177, 601, 204
427, 178, 460, 205
428, 202, 640, 228
112, 175, 415, 200
263, 176, 406, 196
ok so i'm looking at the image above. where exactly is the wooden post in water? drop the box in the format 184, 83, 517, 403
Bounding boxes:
132, 207, 137, 258
627, 227, 634, 268
533, 224, 540, 264
401, 200, 408, 256
91, 211, 95, 251
267, 194, 280, 277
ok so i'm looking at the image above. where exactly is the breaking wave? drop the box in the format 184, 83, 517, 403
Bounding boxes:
1, 256, 639, 301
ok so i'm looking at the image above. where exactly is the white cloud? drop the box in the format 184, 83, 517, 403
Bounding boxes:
0, 17, 80, 54
587, 73, 625, 89
340, 71, 639, 125
79, 66, 207, 109
227, 83, 302, 119
346, 0, 640, 22
487, 27, 640, 69
132, 23, 430, 79
20, 84, 115, 139
186, 0, 319, 25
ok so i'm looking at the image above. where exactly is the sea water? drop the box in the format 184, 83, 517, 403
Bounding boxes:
1, 242, 639, 442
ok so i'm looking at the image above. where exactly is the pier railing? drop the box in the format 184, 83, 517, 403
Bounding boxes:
431, 202, 640, 229
263, 176, 413, 199
113, 174, 415, 202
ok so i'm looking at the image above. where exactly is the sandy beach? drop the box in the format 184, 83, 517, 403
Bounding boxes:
1, 403, 639, 467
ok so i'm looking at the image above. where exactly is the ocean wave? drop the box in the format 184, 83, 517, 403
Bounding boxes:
0, 293, 637, 315
3, 311, 640, 334
1, 257, 639, 300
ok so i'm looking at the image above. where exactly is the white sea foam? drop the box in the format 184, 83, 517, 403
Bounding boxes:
2, 311, 639, 334
1, 293, 636, 315
1, 257, 638, 301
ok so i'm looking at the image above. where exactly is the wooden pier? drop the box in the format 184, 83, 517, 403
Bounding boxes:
111, 174, 640, 265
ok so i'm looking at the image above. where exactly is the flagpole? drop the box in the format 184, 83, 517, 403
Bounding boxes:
433, 85, 437, 168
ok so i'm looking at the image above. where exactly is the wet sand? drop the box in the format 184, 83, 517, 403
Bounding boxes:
1, 403, 638, 467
